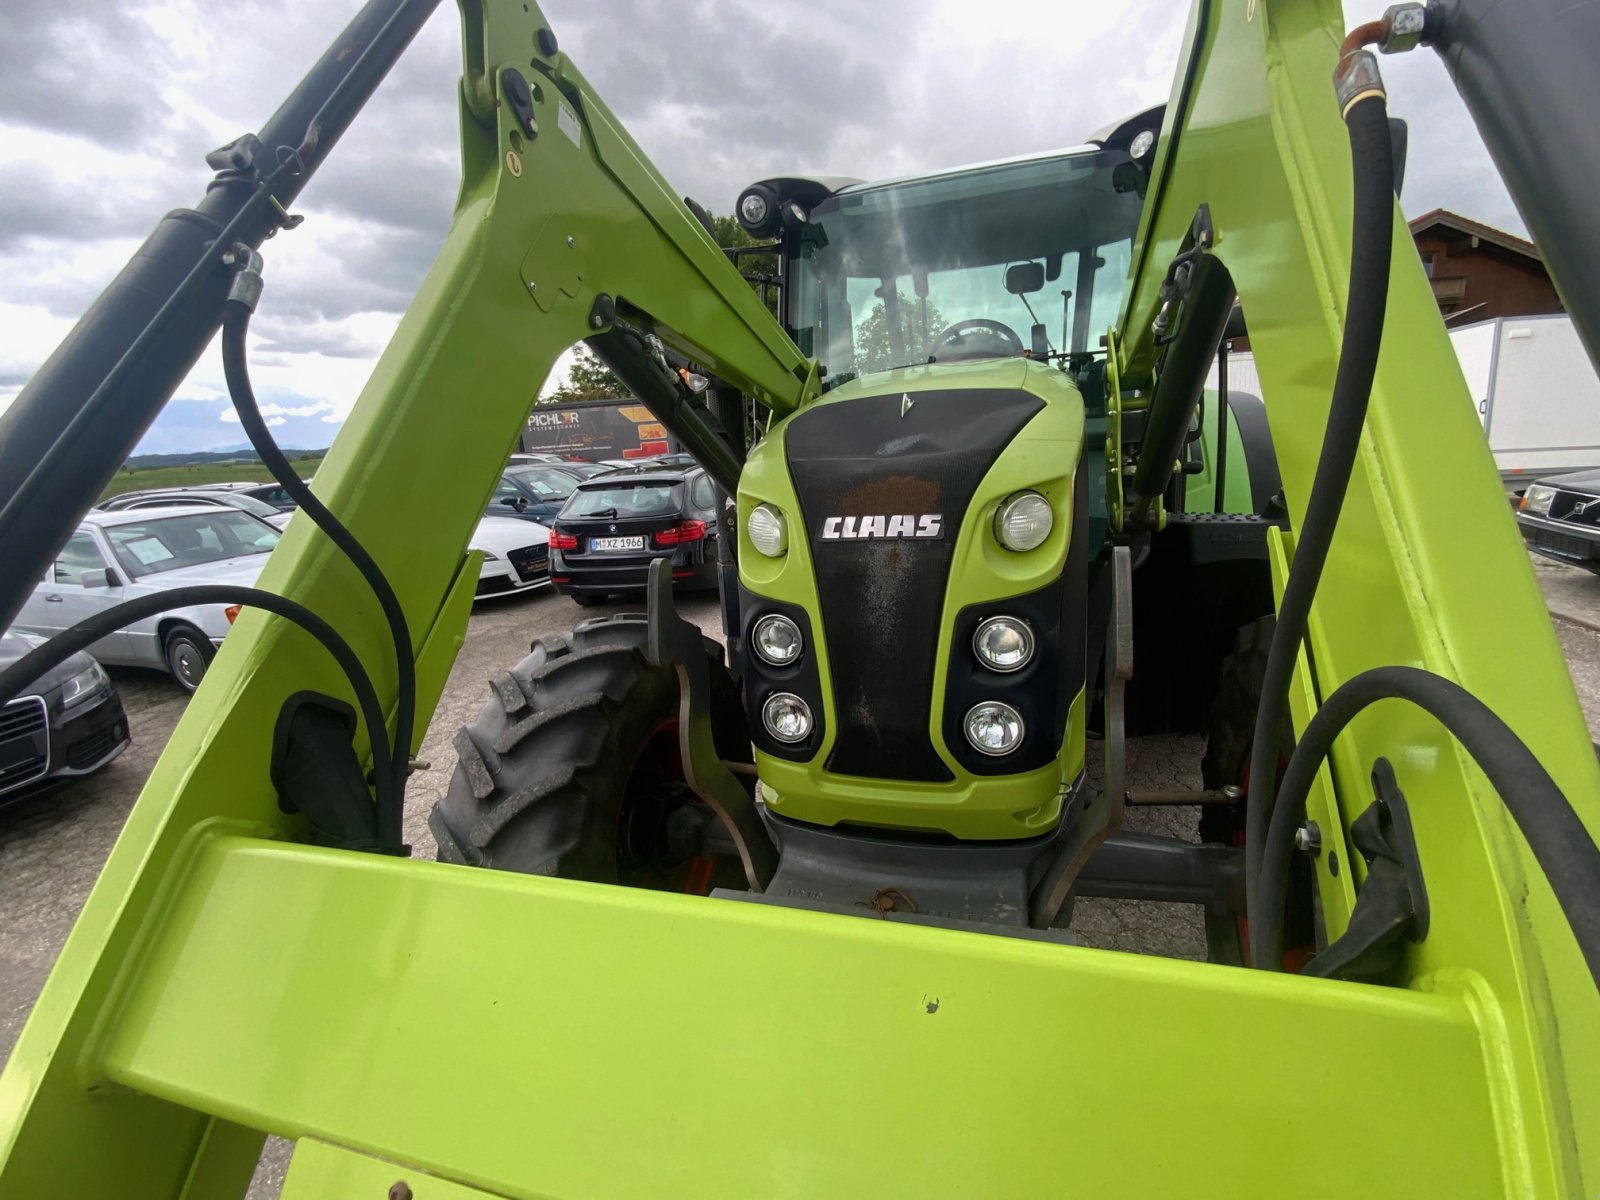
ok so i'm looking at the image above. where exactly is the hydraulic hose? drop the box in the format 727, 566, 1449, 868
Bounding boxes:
1255, 666, 1600, 990
0, 586, 397, 834
1244, 52, 1396, 956
220, 292, 414, 851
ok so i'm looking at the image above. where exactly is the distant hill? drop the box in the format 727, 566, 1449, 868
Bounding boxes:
101, 447, 328, 501
123, 447, 325, 470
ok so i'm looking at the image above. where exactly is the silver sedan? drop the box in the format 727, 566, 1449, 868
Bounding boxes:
11, 506, 278, 692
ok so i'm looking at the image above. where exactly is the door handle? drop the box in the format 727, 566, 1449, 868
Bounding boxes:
44, 595, 63, 603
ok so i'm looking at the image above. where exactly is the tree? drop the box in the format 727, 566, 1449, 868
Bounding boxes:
853, 292, 946, 375
542, 344, 624, 405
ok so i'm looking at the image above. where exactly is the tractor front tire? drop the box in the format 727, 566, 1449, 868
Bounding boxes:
429, 614, 748, 893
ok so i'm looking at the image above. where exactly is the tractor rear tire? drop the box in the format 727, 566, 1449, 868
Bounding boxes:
429, 613, 750, 893
1200, 615, 1311, 966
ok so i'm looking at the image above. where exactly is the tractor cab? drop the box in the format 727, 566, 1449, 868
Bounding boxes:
739, 139, 1151, 387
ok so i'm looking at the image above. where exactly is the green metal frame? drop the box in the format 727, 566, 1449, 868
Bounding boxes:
1, 0, 1597, 1194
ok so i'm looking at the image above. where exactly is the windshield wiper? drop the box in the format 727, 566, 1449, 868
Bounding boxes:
586, 507, 619, 518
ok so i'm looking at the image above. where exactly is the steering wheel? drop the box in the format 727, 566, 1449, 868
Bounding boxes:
932, 318, 1025, 359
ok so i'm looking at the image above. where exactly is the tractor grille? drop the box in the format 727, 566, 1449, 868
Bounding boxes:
785, 389, 1044, 781
0, 696, 50, 795
1549, 488, 1600, 528
509, 545, 549, 582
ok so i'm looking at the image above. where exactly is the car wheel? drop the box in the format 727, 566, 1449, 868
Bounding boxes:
572, 592, 607, 607
162, 623, 214, 693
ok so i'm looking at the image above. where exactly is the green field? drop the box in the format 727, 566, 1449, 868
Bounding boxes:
98, 454, 325, 500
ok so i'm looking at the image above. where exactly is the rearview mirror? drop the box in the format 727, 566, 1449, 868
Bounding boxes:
1005, 262, 1045, 295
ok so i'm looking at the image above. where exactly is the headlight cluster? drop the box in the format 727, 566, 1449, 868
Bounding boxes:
963, 615, 1035, 756
1520, 484, 1557, 517
752, 612, 812, 744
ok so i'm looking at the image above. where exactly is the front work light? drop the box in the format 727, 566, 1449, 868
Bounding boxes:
995, 492, 1053, 551
747, 503, 788, 556
753, 614, 803, 666
762, 692, 813, 744
973, 616, 1035, 672
964, 701, 1024, 756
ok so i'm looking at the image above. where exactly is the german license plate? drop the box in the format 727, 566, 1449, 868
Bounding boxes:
591, 536, 644, 552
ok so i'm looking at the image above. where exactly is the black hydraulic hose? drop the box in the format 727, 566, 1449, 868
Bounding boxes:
0, 586, 396, 833
1244, 84, 1395, 951
0, 0, 439, 636
1255, 666, 1600, 990
221, 299, 413, 850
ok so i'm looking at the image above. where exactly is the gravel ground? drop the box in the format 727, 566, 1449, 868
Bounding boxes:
3, 554, 1598, 1194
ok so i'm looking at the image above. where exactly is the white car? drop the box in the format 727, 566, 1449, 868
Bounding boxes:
470, 514, 551, 599
98, 487, 294, 530
12, 507, 278, 692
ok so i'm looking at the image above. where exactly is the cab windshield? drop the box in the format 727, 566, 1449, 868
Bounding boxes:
786, 149, 1144, 387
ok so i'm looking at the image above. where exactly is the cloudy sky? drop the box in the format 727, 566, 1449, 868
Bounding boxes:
0, 0, 1521, 455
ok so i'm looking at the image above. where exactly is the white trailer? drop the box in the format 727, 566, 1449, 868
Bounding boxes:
1448, 314, 1600, 491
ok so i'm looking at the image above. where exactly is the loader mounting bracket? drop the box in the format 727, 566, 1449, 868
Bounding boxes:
1306, 757, 1429, 981
644, 556, 777, 890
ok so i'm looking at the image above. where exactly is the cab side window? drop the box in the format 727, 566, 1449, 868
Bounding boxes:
54, 531, 110, 585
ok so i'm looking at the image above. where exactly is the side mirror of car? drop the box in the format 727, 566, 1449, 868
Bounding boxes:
79, 568, 115, 589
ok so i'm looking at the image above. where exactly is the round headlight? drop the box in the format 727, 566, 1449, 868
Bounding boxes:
994, 492, 1053, 551
972, 616, 1035, 672
964, 701, 1024, 756
752, 613, 803, 666
762, 692, 813, 744
747, 503, 787, 556
1129, 128, 1157, 161
739, 190, 771, 227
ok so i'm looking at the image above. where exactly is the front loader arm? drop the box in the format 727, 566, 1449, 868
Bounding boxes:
0, 1, 813, 1191
1115, 0, 1600, 1187
2, 1, 1597, 1197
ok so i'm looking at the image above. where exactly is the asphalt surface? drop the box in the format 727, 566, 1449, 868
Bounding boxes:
3, 555, 1598, 1195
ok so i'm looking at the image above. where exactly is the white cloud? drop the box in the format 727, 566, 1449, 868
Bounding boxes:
0, 0, 1525, 450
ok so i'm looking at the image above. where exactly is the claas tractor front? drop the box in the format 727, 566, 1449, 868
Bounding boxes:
1, 0, 1598, 1196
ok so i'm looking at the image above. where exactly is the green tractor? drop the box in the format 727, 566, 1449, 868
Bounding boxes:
429, 130, 1281, 949
2, 0, 1599, 1195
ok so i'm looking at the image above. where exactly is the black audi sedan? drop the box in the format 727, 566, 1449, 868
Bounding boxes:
548, 467, 722, 605
1, 631, 129, 804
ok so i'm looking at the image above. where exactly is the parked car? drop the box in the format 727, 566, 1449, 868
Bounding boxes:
100, 487, 292, 530
0, 630, 129, 803
548, 467, 721, 604
552, 461, 618, 480
240, 481, 309, 511
12, 507, 279, 692
507, 452, 569, 466
490, 466, 585, 523
1516, 467, 1600, 572
469, 515, 552, 599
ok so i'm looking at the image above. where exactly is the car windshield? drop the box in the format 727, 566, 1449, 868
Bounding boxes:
787, 149, 1145, 386
508, 467, 578, 500
563, 481, 682, 519
559, 462, 613, 479
219, 493, 282, 519
103, 511, 279, 578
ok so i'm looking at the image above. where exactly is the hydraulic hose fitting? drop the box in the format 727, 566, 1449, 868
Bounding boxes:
1378, 4, 1431, 54
223, 243, 265, 311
